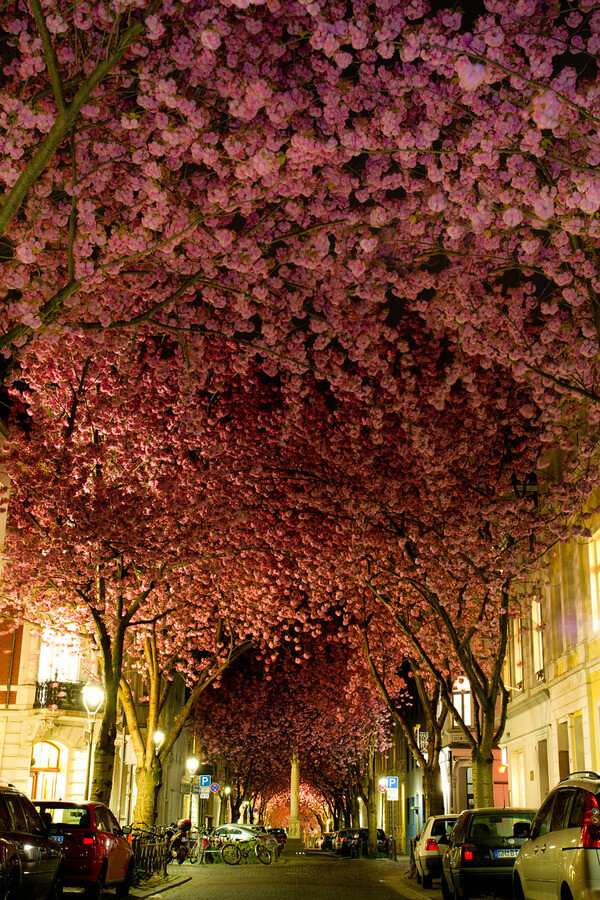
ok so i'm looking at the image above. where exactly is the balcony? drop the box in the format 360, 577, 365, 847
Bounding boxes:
33, 680, 86, 712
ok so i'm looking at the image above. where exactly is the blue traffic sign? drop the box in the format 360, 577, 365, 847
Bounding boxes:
199, 775, 211, 787
210, 783, 220, 793
387, 776, 398, 789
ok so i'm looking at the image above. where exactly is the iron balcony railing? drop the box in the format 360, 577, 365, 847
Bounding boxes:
33, 680, 86, 712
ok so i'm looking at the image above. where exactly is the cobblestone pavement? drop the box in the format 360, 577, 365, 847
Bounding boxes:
128, 852, 420, 900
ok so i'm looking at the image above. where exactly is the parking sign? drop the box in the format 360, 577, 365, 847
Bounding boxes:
199, 774, 211, 788
387, 776, 399, 800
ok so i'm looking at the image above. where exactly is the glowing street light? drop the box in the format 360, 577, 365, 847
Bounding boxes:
82, 680, 105, 800
153, 730, 165, 752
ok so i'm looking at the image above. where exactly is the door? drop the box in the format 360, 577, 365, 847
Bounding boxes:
4, 794, 44, 898
106, 807, 132, 881
95, 805, 122, 883
537, 789, 575, 897
19, 797, 61, 893
516, 794, 554, 900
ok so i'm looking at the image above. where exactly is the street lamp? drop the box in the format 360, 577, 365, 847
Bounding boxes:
186, 757, 199, 777
153, 730, 165, 753
185, 758, 200, 862
82, 680, 105, 800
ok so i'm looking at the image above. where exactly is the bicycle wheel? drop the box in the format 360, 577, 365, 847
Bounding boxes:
255, 843, 272, 865
221, 842, 241, 865
189, 842, 198, 863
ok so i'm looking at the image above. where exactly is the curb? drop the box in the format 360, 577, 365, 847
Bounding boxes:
130, 876, 192, 898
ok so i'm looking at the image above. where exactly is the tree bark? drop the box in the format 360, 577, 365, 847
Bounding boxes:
133, 759, 163, 827
472, 748, 495, 807
422, 763, 444, 818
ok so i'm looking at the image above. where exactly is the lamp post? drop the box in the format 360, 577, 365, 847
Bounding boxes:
186, 758, 199, 864
82, 680, 105, 801
224, 786, 231, 825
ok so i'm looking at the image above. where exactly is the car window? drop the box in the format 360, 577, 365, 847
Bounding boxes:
95, 807, 113, 833
106, 809, 122, 834
569, 790, 590, 828
0, 796, 12, 832
451, 815, 468, 844
4, 796, 27, 831
532, 795, 554, 839
19, 797, 44, 833
550, 789, 575, 832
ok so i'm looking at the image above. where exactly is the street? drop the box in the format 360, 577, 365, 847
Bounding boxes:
124, 852, 504, 900
128, 853, 422, 900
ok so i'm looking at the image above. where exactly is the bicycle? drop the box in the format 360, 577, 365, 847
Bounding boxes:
197, 831, 241, 866
237, 838, 272, 865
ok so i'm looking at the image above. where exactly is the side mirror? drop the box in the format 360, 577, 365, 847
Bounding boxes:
121, 825, 132, 835
513, 822, 531, 839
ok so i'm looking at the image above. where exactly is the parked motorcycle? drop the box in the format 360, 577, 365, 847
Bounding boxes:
169, 818, 193, 864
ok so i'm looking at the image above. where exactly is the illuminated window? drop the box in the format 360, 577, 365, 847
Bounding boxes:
29, 741, 65, 800
452, 677, 472, 726
37, 630, 81, 682
532, 600, 545, 680
589, 535, 600, 634
508, 618, 523, 691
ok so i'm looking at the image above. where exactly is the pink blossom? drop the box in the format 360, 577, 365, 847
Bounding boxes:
455, 56, 486, 91
531, 91, 562, 129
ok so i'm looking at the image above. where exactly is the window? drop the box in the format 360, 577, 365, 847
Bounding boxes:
37, 630, 81, 682
532, 599, 545, 679
531, 795, 554, 839
550, 789, 575, 832
589, 534, 600, 634
452, 677, 472, 726
29, 741, 64, 800
5, 796, 27, 832
508, 618, 523, 691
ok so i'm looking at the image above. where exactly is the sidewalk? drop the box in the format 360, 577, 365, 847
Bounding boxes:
130, 873, 192, 898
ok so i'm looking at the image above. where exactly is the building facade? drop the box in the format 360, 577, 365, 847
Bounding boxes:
0, 620, 190, 825
502, 533, 600, 809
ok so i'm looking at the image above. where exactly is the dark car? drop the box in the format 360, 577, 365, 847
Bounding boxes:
441, 807, 537, 900
333, 827, 356, 856
320, 831, 335, 851
268, 827, 287, 845
350, 827, 389, 857
33, 800, 133, 899
0, 781, 63, 899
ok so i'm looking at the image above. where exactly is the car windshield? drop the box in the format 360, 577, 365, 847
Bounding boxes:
36, 805, 90, 827
468, 813, 535, 840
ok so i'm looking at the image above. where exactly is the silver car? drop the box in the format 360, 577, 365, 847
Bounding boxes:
513, 771, 600, 900
414, 814, 459, 888
213, 823, 279, 854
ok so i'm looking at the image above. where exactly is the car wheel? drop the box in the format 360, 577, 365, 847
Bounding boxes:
115, 860, 134, 898
513, 873, 525, 900
422, 873, 433, 890
46, 866, 63, 900
85, 863, 106, 900
4, 870, 21, 900
441, 871, 455, 900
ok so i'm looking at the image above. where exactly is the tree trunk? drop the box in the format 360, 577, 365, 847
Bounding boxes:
133, 759, 163, 827
90, 687, 118, 804
472, 749, 495, 807
366, 751, 378, 858
423, 763, 444, 817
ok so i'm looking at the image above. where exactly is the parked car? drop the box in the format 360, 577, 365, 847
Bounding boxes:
33, 799, 133, 899
441, 807, 536, 900
333, 827, 357, 856
513, 770, 600, 900
213, 823, 279, 853
0, 781, 63, 899
414, 814, 459, 888
320, 831, 336, 851
268, 827, 287, 845
349, 827, 389, 857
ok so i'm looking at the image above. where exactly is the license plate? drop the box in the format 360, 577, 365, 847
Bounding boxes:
495, 849, 518, 858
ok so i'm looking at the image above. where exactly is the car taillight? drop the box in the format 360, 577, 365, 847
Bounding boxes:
582, 795, 600, 849
79, 832, 97, 846
461, 843, 477, 861
425, 839, 438, 851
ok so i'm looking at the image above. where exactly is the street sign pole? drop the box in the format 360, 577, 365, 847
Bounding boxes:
196, 777, 201, 866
